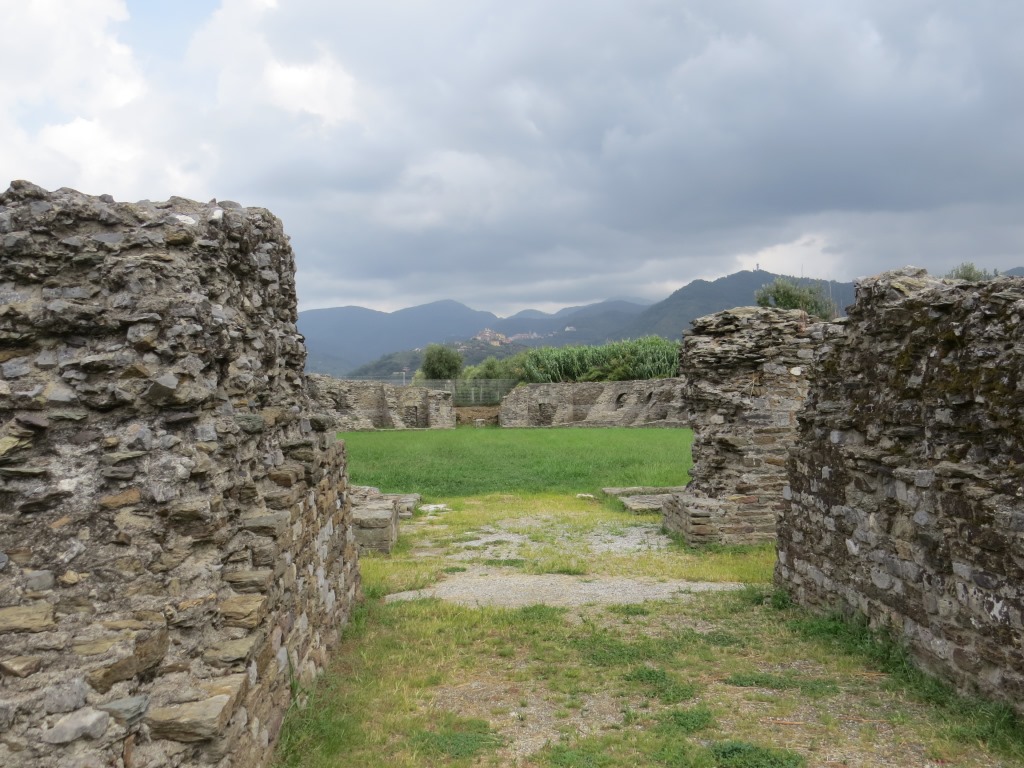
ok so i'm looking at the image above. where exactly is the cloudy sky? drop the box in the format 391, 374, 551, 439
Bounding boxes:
3, 1, 1023, 315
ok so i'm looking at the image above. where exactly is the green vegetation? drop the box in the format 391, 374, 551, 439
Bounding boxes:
419, 343, 463, 380
463, 336, 681, 383
275, 428, 1023, 768
945, 261, 998, 281
338, 427, 694, 498
754, 277, 837, 319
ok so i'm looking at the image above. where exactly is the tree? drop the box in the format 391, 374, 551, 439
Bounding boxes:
420, 344, 463, 380
754, 278, 837, 320
945, 262, 996, 281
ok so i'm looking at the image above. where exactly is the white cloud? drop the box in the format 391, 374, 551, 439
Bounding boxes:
0, 0, 144, 111
733, 235, 841, 282
264, 52, 358, 126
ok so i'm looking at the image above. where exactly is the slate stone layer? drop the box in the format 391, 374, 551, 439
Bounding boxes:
0, 181, 360, 767
665, 306, 822, 545
778, 268, 1024, 714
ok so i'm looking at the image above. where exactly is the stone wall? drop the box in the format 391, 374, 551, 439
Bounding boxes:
664, 307, 823, 545
777, 268, 1024, 714
0, 182, 360, 767
307, 375, 455, 431
499, 379, 686, 428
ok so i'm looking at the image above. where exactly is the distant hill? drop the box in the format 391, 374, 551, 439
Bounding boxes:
300, 270, 862, 377
616, 270, 856, 340
298, 299, 498, 377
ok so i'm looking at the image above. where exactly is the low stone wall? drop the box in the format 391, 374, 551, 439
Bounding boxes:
0, 182, 360, 766
664, 307, 823, 545
307, 375, 455, 431
778, 269, 1024, 713
499, 379, 686, 428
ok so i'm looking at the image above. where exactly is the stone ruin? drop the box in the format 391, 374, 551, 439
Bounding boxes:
348, 486, 420, 555
0, 181, 360, 767
306, 374, 454, 431
777, 268, 1024, 715
663, 307, 823, 545
2, 178, 1021, 758
498, 379, 686, 428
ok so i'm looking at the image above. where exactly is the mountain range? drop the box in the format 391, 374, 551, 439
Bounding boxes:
299, 269, 861, 377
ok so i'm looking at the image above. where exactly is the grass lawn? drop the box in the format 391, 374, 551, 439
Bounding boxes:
336, 426, 694, 498
273, 428, 1024, 768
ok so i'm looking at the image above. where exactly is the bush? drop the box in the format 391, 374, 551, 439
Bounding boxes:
754, 278, 837, 320
420, 344, 463, 380
946, 262, 996, 281
463, 337, 680, 384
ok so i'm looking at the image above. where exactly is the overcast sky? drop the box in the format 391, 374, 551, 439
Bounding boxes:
3, 1, 1023, 315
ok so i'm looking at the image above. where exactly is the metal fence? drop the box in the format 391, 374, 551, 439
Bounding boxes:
342, 377, 518, 406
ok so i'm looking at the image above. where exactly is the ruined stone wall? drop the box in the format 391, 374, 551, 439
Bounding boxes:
498, 379, 686, 428
306, 375, 455, 431
0, 182, 360, 767
777, 269, 1024, 714
664, 307, 822, 545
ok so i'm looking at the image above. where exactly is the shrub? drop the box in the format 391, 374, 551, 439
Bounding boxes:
754, 278, 837, 320
420, 344, 463, 379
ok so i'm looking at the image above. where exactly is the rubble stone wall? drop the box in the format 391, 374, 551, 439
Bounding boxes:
499, 379, 686, 428
777, 269, 1024, 714
664, 307, 822, 545
0, 181, 360, 767
307, 375, 455, 431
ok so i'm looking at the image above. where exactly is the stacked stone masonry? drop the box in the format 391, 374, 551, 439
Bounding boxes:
347, 487, 420, 555
306, 374, 455, 431
499, 379, 686, 428
664, 307, 823, 545
777, 268, 1024, 715
0, 181, 360, 767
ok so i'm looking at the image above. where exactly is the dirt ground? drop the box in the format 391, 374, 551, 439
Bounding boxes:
455, 405, 501, 426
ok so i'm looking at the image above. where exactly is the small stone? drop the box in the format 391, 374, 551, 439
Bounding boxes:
86, 628, 168, 693
1, 358, 32, 378
40, 707, 109, 744
0, 656, 43, 678
146, 695, 232, 742
43, 677, 90, 714
0, 603, 56, 633
219, 595, 268, 629
203, 635, 259, 667
97, 695, 149, 725
143, 373, 179, 404
222, 570, 273, 593
99, 488, 142, 509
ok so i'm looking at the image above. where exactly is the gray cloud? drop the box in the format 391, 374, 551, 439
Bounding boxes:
6, 0, 1024, 314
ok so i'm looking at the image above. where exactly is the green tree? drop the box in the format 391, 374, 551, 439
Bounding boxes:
945, 262, 996, 281
419, 344, 463, 380
754, 278, 837, 320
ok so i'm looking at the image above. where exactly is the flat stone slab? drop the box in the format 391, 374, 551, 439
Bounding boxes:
602, 486, 688, 497
619, 494, 677, 514
385, 571, 742, 608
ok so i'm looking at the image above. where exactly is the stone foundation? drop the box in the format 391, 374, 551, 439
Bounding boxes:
348, 487, 421, 555
778, 269, 1024, 714
0, 182, 360, 767
664, 307, 823, 545
307, 375, 455, 431
499, 379, 686, 428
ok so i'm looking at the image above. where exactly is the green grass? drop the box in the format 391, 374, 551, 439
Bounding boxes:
338, 427, 693, 498
274, 427, 1024, 768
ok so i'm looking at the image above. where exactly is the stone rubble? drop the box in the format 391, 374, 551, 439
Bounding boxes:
0, 181, 360, 767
